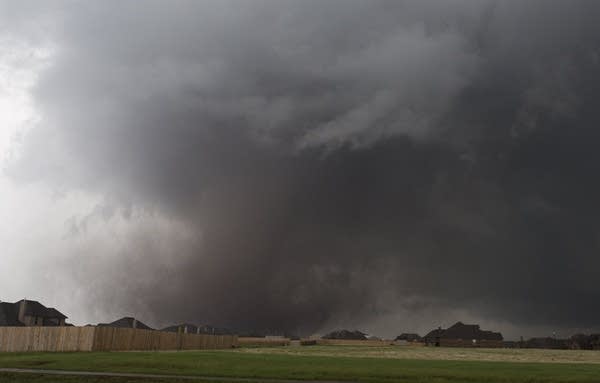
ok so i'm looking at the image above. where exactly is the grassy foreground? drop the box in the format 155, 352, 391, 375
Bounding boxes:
1, 346, 600, 383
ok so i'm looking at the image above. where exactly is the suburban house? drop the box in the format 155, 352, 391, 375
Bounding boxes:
322, 329, 368, 340
422, 327, 445, 346
0, 299, 67, 327
423, 322, 503, 348
162, 324, 233, 335
395, 333, 422, 342
162, 323, 198, 334
97, 317, 154, 330
198, 325, 233, 335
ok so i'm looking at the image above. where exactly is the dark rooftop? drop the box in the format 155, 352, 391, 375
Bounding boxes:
424, 322, 503, 341
22, 300, 67, 319
0, 300, 67, 326
0, 302, 23, 326
97, 317, 154, 330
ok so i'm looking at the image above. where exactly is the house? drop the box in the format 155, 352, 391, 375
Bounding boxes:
0, 299, 67, 327
569, 334, 600, 350
523, 337, 569, 349
423, 327, 445, 346
97, 317, 153, 330
515, 334, 600, 350
423, 322, 503, 348
322, 329, 367, 340
163, 324, 233, 335
162, 323, 198, 334
197, 325, 233, 335
395, 333, 422, 342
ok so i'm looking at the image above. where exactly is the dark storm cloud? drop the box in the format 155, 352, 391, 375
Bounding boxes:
8, 0, 600, 336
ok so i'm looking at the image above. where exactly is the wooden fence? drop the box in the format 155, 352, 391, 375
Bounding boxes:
0, 327, 95, 352
0, 327, 237, 352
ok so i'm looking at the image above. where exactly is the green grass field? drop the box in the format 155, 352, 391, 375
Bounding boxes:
1, 346, 600, 383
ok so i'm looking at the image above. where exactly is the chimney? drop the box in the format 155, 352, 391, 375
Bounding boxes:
18, 299, 27, 324
133, 318, 137, 329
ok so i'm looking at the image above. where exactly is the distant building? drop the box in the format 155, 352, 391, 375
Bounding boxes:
422, 327, 445, 346
322, 329, 367, 340
0, 299, 67, 327
569, 334, 600, 350
162, 323, 199, 334
523, 337, 569, 349
97, 317, 153, 330
423, 322, 503, 348
512, 334, 600, 350
197, 325, 233, 335
161, 323, 232, 335
395, 333, 422, 342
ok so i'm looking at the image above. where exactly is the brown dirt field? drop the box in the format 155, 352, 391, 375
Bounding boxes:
234, 345, 600, 364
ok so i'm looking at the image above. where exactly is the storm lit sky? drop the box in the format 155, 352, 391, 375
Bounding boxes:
2, 0, 600, 339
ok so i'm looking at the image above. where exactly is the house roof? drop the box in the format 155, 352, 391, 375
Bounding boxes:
43, 307, 68, 319
423, 328, 444, 339
395, 333, 421, 341
98, 317, 154, 330
424, 322, 503, 341
441, 322, 482, 339
0, 302, 23, 326
444, 322, 503, 341
1, 300, 67, 326
20, 300, 67, 319
322, 329, 367, 340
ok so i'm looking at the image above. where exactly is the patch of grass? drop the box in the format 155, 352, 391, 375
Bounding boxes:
1, 347, 600, 382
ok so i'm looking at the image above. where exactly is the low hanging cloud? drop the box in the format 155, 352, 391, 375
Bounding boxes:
3, 0, 600, 338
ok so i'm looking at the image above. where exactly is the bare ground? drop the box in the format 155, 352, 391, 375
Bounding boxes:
235, 345, 600, 364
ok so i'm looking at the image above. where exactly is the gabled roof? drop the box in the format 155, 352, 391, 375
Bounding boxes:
22, 300, 47, 317
441, 322, 482, 339
423, 328, 444, 339
43, 307, 68, 319
322, 329, 367, 340
0, 300, 67, 326
424, 322, 503, 341
20, 300, 67, 319
97, 317, 154, 330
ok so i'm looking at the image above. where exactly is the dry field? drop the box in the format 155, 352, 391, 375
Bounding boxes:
235, 344, 600, 364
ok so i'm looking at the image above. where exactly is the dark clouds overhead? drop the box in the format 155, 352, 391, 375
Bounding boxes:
6, 0, 600, 336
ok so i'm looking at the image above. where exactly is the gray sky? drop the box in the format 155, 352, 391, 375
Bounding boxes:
2, 0, 600, 339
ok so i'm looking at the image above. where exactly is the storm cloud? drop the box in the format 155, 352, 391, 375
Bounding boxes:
3, 0, 600, 338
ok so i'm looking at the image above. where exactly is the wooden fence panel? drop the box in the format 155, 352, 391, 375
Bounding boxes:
0, 326, 236, 352
0, 327, 96, 352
